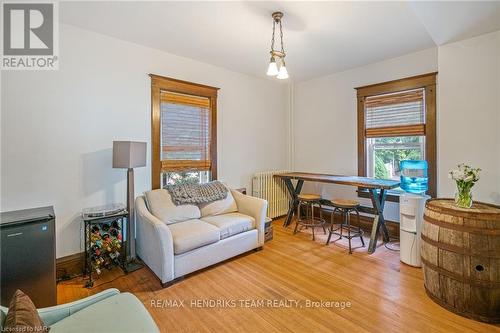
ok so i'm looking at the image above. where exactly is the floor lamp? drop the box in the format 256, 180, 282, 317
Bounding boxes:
113, 141, 147, 272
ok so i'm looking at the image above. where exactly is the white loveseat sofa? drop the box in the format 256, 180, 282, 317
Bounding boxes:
136, 188, 268, 286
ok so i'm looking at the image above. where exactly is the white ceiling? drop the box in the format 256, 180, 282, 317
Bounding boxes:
60, 1, 500, 82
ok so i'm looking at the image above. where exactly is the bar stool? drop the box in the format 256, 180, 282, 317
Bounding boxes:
326, 199, 365, 254
294, 194, 326, 241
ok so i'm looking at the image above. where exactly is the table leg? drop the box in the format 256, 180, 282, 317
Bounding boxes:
367, 188, 390, 254
85, 222, 93, 288
283, 179, 304, 227
83, 221, 88, 275
120, 216, 126, 270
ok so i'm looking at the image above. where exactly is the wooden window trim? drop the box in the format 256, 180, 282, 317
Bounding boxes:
355, 72, 437, 97
356, 72, 437, 202
150, 74, 219, 190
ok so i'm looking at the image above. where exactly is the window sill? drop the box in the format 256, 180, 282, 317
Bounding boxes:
357, 188, 402, 203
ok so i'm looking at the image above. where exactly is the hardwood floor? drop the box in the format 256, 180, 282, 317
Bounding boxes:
58, 219, 499, 333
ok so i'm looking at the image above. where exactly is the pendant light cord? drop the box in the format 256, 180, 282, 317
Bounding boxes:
270, 20, 276, 53
279, 20, 285, 54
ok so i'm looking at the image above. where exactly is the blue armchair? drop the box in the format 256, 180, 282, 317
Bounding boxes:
0, 289, 159, 332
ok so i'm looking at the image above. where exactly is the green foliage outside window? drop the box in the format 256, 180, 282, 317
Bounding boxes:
375, 155, 390, 179
163, 171, 204, 186
373, 136, 423, 179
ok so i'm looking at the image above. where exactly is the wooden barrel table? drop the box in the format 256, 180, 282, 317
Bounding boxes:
421, 198, 500, 323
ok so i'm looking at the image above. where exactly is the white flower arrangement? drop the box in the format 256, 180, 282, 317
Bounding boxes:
448, 163, 481, 183
448, 163, 480, 208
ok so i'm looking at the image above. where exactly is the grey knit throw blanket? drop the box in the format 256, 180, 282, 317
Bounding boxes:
165, 181, 228, 206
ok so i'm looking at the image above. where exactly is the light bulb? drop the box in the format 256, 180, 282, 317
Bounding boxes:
277, 65, 289, 79
266, 59, 279, 76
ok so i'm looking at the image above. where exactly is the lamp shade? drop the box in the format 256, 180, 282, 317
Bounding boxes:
277, 65, 289, 80
112, 141, 147, 169
266, 59, 279, 76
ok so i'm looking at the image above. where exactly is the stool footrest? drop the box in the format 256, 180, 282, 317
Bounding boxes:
296, 218, 325, 228
331, 225, 364, 239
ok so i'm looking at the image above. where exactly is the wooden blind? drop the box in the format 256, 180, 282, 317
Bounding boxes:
160, 91, 211, 171
365, 89, 425, 138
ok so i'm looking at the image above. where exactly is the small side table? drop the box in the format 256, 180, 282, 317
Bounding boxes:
264, 217, 273, 242
82, 210, 127, 288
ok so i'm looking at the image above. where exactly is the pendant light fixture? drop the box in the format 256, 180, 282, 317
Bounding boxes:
266, 12, 289, 79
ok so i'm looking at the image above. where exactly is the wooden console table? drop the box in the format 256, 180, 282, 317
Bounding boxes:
274, 172, 400, 254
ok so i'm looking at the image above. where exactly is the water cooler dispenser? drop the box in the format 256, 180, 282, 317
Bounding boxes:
399, 193, 429, 266
399, 160, 429, 267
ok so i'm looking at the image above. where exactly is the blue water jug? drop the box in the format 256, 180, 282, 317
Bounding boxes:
400, 160, 428, 194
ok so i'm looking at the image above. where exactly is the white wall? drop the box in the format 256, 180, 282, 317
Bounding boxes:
1, 24, 288, 258
437, 31, 500, 204
293, 48, 439, 221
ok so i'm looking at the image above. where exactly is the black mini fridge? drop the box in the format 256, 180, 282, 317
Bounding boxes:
0, 206, 56, 307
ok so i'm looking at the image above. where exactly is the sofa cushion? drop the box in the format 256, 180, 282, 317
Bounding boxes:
200, 186, 237, 217
49, 293, 159, 333
144, 189, 200, 224
201, 213, 255, 240
168, 219, 220, 255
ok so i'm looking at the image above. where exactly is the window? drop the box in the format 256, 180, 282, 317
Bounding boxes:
356, 73, 437, 200
367, 136, 425, 180
150, 74, 218, 189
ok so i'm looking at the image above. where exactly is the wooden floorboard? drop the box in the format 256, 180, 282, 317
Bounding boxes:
58, 219, 499, 333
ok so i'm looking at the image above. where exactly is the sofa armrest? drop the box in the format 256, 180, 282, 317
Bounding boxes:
136, 196, 175, 284
231, 190, 268, 246
37, 288, 120, 326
